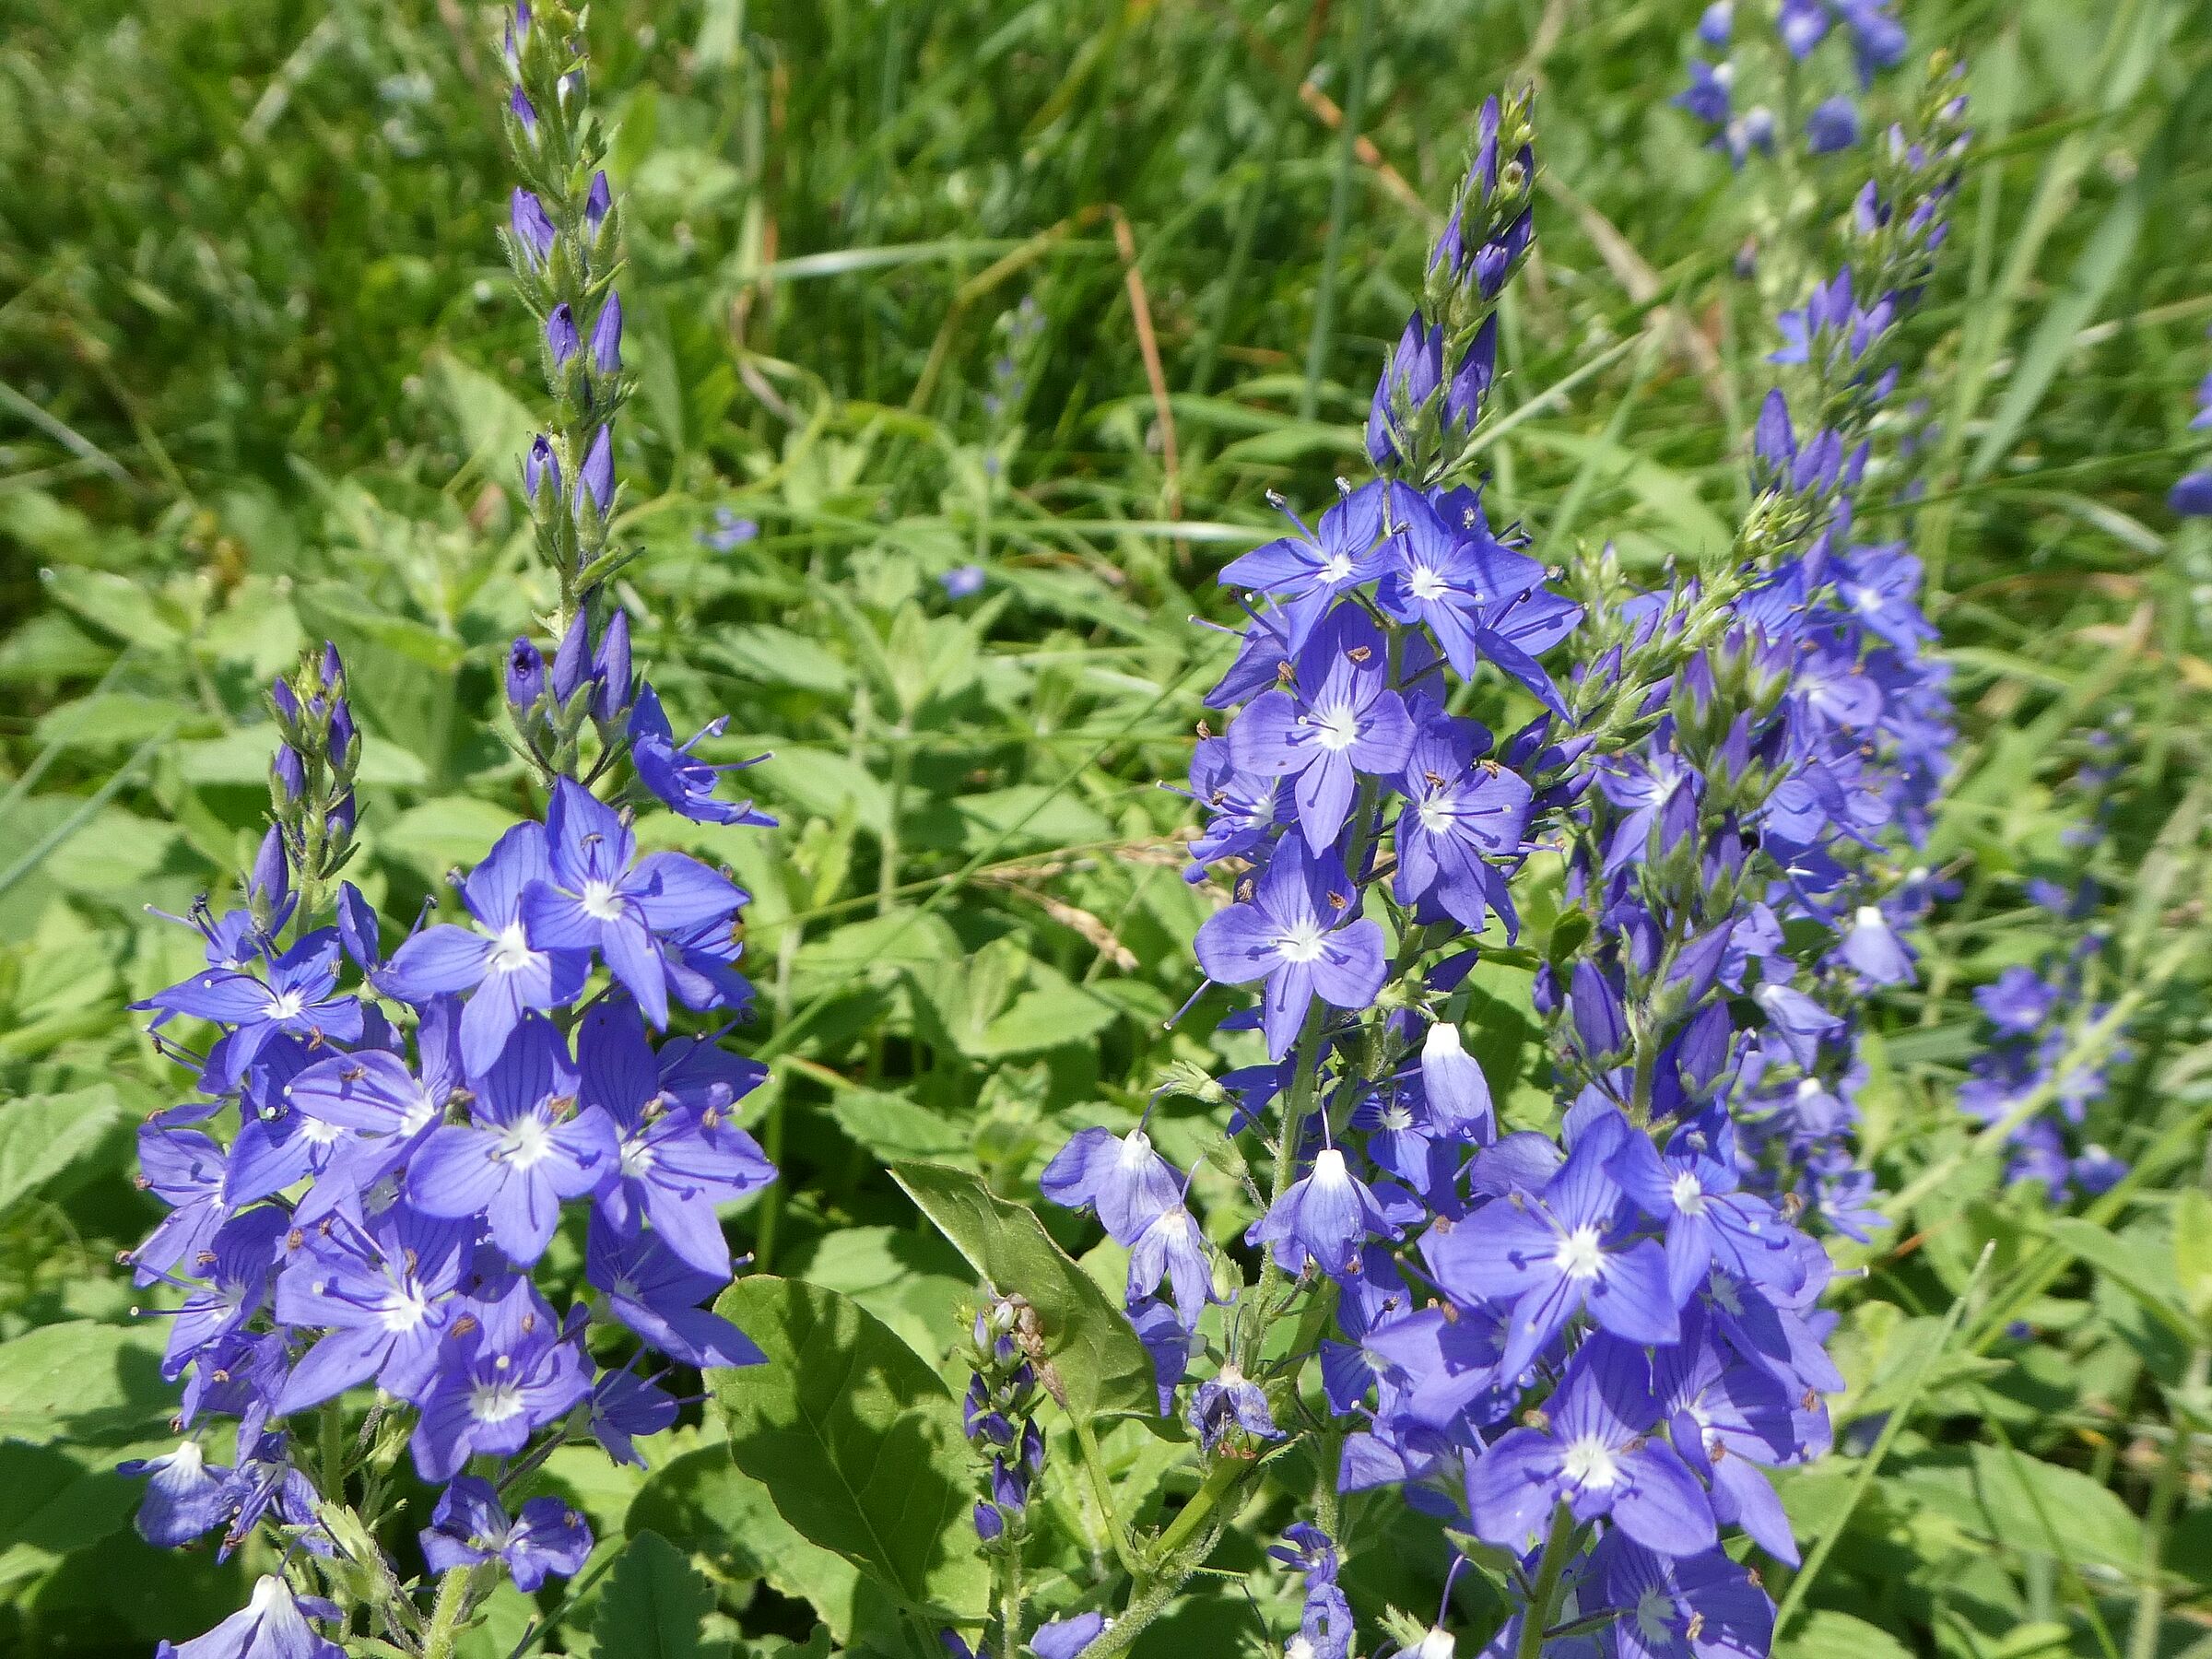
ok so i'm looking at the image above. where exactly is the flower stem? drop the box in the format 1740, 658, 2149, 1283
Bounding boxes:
1072, 1413, 1144, 1579
1147, 1454, 1247, 1570
1513, 1505, 1577, 1659
996, 1543, 1025, 1659
419, 1565, 475, 1659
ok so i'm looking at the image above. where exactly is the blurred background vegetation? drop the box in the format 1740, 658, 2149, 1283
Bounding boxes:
3, 1, 2212, 1655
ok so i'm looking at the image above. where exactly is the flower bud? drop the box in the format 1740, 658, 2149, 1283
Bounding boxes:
510, 188, 557, 269
328, 700, 357, 773
506, 637, 548, 716
551, 610, 593, 705
591, 608, 631, 724
546, 303, 581, 368
271, 745, 305, 805
591, 295, 623, 375
578, 425, 615, 520
247, 825, 290, 920
525, 434, 561, 504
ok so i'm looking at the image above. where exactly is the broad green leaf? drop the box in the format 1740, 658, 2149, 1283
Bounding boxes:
627, 1441, 907, 1651
1780, 1610, 1913, 1659
1967, 1442, 2143, 1572
0, 1437, 170, 1571
710, 1277, 987, 1623
0, 1084, 128, 1218
593, 1529, 715, 1659
830, 1090, 970, 1162
0, 1322, 173, 1445
889, 1161, 1157, 1421
708, 626, 853, 697
429, 348, 537, 484
39, 568, 185, 651
792, 1225, 975, 1371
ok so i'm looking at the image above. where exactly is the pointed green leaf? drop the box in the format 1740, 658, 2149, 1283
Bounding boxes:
889, 1161, 1158, 1423
710, 1277, 987, 1623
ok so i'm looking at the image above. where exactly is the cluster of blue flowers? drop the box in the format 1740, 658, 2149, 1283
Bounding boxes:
1677, 0, 1907, 165
1959, 729, 2131, 1202
132, 9, 780, 1657
1027, 63, 1969, 1659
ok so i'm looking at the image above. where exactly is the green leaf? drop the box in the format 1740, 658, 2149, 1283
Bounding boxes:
2174, 1188, 2212, 1321
2045, 1217, 2197, 1344
791, 1225, 976, 1371
592, 1529, 717, 1659
0, 1322, 173, 1445
1967, 1442, 2144, 1572
708, 626, 853, 697
1780, 1610, 1913, 1659
382, 797, 527, 880
627, 1441, 909, 1651
710, 1277, 987, 1623
0, 1084, 129, 1218
829, 1090, 970, 1163
429, 348, 538, 485
0, 1437, 170, 1571
888, 1160, 1158, 1422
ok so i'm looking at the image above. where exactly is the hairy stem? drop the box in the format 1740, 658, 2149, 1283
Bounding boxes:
419, 1565, 475, 1659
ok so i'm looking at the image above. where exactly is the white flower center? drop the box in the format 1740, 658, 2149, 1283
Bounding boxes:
1636, 1587, 1675, 1643
469, 1380, 525, 1425
266, 990, 306, 1021
499, 1115, 555, 1170
1796, 1077, 1823, 1098
1311, 708, 1359, 751
1418, 1629, 1457, 1659
580, 878, 625, 922
488, 922, 536, 975
619, 1135, 656, 1179
1312, 1147, 1350, 1188
1320, 553, 1355, 583
300, 1116, 346, 1147
169, 1441, 206, 1476
1418, 794, 1453, 833
382, 1282, 433, 1333
1551, 1225, 1606, 1281
1407, 565, 1448, 602
1670, 1170, 1708, 1215
1276, 921, 1327, 963
1379, 1103, 1414, 1132
1120, 1131, 1156, 1167
1854, 905, 1886, 930
1560, 1435, 1620, 1489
